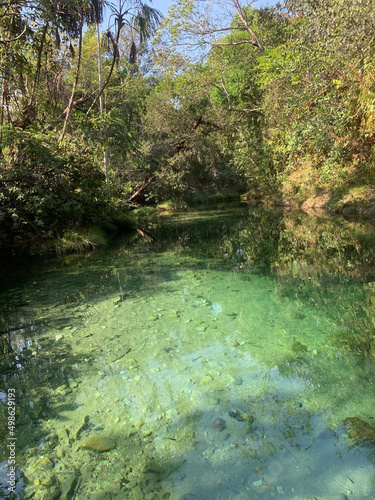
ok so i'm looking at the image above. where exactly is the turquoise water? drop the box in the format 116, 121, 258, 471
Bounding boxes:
0, 206, 375, 499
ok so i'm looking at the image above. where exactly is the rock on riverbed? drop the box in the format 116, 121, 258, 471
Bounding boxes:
79, 436, 116, 452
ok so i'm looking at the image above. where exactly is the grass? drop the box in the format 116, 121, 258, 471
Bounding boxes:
53, 227, 109, 254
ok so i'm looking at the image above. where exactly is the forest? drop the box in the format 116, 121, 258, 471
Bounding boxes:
1, 0, 375, 254
1, 3, 375, 497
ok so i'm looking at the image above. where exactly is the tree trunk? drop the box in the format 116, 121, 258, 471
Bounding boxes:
95, 18, 109, 188
59, 19, 83, 143
29, 23, 48, 108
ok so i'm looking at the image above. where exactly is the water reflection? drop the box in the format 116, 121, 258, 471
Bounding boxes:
0, 206, 374, 499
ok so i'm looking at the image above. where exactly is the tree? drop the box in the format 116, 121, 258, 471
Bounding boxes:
148, 4, 287, 197
0, 0, 90, 131
152, 0, 267, 76
86, 0, 162, 188
257, 0, 375, 199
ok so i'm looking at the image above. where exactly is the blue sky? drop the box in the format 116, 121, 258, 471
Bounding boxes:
151, 0, 279, 16
103, 0, 280, 29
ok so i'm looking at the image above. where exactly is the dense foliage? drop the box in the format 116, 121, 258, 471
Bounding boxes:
0, 0, 162, 252
1, 0, 375, 253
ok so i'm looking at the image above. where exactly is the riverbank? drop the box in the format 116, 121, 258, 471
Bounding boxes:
291, 189, 375, 219
243, 182, 375, 219
2, 185, 375, 261
275, 161, 375, 218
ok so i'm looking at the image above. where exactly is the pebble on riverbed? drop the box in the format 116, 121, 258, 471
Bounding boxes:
228, 409, 254, 423
79, 436, 116, 452
212, 417, 227, 431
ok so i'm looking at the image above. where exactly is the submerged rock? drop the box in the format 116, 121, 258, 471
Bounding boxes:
147, 316, 159, 321
60, 474, 78, 500
291, 341, 308, 353
79, 436, 116, 452
344, 417, 375, 445
212, 417, 226, 431
228, 409, 254, 423
132, 485, 144, 500
74, 415, 90, 440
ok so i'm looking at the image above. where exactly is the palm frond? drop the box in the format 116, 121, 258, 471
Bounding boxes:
129, 40, 137, 63
90, 0, 105, 24
104, 29, 115, 52
69, 42, 75, 58
133, 3, 163, 43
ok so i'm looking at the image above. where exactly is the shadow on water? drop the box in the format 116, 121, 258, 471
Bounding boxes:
0, 206, 374, 498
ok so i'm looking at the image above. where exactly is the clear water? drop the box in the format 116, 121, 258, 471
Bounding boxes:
0, 206, 375, 500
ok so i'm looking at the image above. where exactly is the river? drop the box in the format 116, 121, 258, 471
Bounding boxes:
0, 206, 374, 499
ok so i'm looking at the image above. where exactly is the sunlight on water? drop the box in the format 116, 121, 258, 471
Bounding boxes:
0, 207, 375, 499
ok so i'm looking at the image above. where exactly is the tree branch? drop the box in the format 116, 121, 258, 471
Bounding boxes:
231, 0, 265, 52
212, 39, 261, 47
127, 176, 155, 202
220, 75, 232, 110
0, 25, 26, 44
43, 93, 96, 132
29, 23, 48, 108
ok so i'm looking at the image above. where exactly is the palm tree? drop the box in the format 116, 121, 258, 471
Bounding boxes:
89, 0, 162, 188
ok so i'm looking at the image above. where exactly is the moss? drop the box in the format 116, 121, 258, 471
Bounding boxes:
329, 329, 374, 356
344, 417, 375, 445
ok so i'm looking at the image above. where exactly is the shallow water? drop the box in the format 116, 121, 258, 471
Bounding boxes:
0, 206, 375, 500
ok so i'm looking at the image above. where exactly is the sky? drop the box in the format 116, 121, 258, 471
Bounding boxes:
103, 0, 280, 34
149, 0, 278, 16
103, 0, 280, 30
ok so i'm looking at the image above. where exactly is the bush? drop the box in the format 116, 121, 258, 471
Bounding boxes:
0, 126, 107, 250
